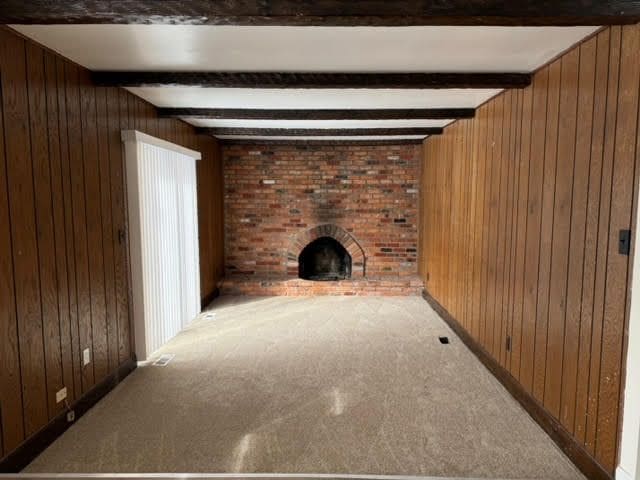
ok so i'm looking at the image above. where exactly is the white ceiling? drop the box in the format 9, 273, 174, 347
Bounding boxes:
11, 24, 599, 141
12, 25, 598, 73
126, 87, 501, 109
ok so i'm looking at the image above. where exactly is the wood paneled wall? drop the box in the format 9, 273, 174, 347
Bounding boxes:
0, 26, 224, 462
419, 25, 640, 476
197, 137, 225, 303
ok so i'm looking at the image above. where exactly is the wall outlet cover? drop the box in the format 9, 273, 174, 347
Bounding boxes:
56, 387, 67, 403
66, 410, 75, 422
83, 348, 91, 366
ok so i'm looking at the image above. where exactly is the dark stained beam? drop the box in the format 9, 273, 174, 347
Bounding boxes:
197, 127, 444, 137
93, 71, 531, 89
219, 139, 425, 146
159, 108, 475, 120
1, 1, 639, 25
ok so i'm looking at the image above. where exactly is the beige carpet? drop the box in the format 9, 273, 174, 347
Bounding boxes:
26, 296, 583, 479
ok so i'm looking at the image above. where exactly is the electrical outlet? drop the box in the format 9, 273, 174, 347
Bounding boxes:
56, 387, 67, 403
67, 410, 75, 422
83, 348, 91, 366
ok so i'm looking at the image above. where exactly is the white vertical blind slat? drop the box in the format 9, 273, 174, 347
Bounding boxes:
125, 133, 201, 361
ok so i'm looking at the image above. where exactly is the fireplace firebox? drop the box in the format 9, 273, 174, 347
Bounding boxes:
298, 236, 352, 281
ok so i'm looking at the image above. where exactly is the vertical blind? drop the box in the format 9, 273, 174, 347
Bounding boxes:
123, 131, 201, 361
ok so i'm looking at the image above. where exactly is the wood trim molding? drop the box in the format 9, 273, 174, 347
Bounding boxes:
201, 287, 220, 310
198, 127, 443, 137
121, 129, 202, 160
93, 71, 532, 89
421, 289, 613, 480
219, 139, 424, 146
0, 359, 136, 473
1, 1, 639, 25
160, 108, 475, 120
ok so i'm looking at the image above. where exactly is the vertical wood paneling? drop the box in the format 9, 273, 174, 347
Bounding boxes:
585, 25, 622, 455
485, 96, 501, 355
575, 29, 610, 444
480, 101, 495, 350
561, 36, 597, 432
65, 61, 95, 392
503, 90, 520, 369
117, 88, 132, 364
0, 33, 23, 454
420, 25, 640, 476
0, 83, 7, 456
56, 56, 81, 404
462, 120, 474, 331
544, 47, 579, 418
449, 123, 461, 319
106, 87, 126, 366
520, 70, 549, 393
96, 86, 118, 373
25, 41, 64, 420
44, 51, 74, 415
442, 129, 452, 306
79, 69, 109, 383
472, 105, 488, 342
510, 85, 533, 381
0, 29, 48, 437
596, 23, 640, 471
533, 58, 561, 403
495, 91, 512, 365
0, 25, 224, 463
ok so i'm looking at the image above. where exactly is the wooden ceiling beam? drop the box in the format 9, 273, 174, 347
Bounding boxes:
1, 1, 638, 25
197, 127, 444, 137
93, 71, 531, 89
159, 108, 475, 120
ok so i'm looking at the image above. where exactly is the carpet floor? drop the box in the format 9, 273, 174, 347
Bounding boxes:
26, 296, 583, 479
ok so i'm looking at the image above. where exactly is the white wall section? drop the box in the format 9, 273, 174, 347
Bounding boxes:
123, 130, 201, 361
618, 181, 640, 480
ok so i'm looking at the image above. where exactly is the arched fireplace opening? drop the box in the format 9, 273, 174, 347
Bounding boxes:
298, 236, 352, 281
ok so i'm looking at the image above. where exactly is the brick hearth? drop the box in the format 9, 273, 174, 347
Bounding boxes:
221, 276, 424, 296
222, 144, 423, 295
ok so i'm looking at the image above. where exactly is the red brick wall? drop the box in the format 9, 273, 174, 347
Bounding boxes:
223, 144, 421, 280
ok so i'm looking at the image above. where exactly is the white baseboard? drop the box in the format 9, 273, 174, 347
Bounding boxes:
617, 466, 636, 480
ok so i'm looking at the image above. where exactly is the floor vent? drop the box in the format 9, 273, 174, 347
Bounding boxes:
439, 336, 450, 344
153, 354, 175, 366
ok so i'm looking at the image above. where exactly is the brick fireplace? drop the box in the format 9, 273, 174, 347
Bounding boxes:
221, 144, 423, 295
